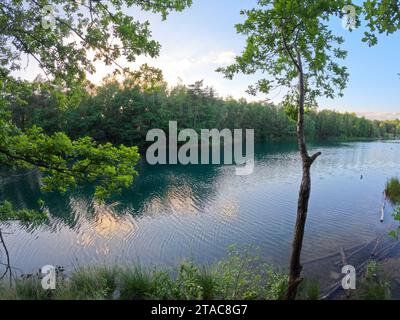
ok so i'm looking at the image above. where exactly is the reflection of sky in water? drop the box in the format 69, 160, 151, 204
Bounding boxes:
1, 141, 400, 276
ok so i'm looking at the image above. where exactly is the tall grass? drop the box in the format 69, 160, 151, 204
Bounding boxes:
0, 246, 291, 300
356, 261, 391, 300
385, 177, 400, 239
385, 177, 400, 205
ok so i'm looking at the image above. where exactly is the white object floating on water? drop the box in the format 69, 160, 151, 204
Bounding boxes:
380, 193, 386, 223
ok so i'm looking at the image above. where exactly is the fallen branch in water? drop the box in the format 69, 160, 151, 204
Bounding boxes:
334, 241, 371, 266
321, 240, 400, 300
340, 247, 347, 266
380, 192, 386, 223
303, 242, 369, 266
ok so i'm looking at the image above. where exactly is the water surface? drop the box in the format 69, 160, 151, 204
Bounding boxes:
1, 140, 399, 278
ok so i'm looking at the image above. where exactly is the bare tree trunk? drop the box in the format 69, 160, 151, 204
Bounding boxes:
0, 228, 12, 287
285, 51, 321, 300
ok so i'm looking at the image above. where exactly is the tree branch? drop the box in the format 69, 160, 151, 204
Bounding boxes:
279, 20, 301, 72
0, 229, 12, 287
310, 151, 322, 164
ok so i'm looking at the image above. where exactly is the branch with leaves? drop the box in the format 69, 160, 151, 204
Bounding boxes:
0, 0, 191, 284
0, 0, 192, 85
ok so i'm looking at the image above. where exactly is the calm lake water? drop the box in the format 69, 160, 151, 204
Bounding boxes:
1, 140, 400, 278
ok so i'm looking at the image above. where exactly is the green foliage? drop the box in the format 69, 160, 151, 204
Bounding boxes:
172, 261, 206, 299
0, 0, 192, 86
0, 201, 47, 224
196, 268, 220, 300
8, 72, 396, 148
0, 122, 140, 202
389, 208, 400, 239
123, 64, 167, 93
385, 177, 400, 206
0, 0, 192, 224
217, 245, 288, 300
356, 261, 391, 300
218, 0, 350, 106
152, 262, 223, 300
1, 276, 49, 300
119, 266, 154, 300
0, 248, 288, 300
297, 279, 320, 300
117, 247, 288, 300
284, 99, 315, 123
386, 177, 400, 239
363, 0, 400, 46
65, 266, 117, 300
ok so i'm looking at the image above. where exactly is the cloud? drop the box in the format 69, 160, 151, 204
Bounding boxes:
88, 50, 237, 86
356, 112, 400, 121
211, 51, 236, 65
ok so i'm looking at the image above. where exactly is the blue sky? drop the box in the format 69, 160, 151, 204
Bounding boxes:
15, 0, 400, 118
123, 0, 400, 117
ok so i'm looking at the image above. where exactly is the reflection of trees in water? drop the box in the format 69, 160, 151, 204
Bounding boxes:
1, 141, 395, 235
0, 169, 42, 209
0, 143, 317, 233
2, 141, 353, 234
118, 162, 223, 217
0, 162, 223, 232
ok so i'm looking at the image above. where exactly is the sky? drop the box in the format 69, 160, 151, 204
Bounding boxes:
14, 0, 400, 119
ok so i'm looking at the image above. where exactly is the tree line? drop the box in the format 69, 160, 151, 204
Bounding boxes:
8, 70, 400, 150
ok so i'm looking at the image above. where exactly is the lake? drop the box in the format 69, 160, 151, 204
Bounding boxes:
1, 140, 400, 284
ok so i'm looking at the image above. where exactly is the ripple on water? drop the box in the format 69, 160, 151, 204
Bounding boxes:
1, 140, 400, 273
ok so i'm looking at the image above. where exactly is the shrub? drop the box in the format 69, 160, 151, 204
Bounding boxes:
356, 261, 391, 300
385, 177, 400, 205
217, 245, 287, 300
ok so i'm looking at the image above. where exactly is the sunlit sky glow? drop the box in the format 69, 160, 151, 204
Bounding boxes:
13, 0, 400, 119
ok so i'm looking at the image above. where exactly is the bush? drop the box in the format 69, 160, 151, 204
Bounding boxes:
385, 177, 400, 205
356, 261, 391, 300
217, 245, 288, 300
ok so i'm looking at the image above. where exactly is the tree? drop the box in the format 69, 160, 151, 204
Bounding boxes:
363, 0, 400, 240
0, 0, 191, 282
0, 0, 193, 204
363, 0, 400, 46
0, 0, 193, 197
0, 0, 191, 84
362, 0, 400, 82
218, 0, 350, 299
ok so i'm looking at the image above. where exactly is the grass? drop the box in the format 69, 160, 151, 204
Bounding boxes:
60, 266, 117, 299
119, 266, 155, 300
385, 177, 400, 239
0, 246, 294, 300
297, 279, 320, 300
385, 177, 400, 205
3, 249, 396, 300
356, 261, 391, 300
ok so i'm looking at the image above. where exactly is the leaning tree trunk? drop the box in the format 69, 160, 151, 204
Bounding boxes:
0, 228, 12, 286
285, 51, 321, 300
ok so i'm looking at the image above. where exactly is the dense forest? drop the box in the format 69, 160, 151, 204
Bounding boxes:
8, 67, 400, 150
